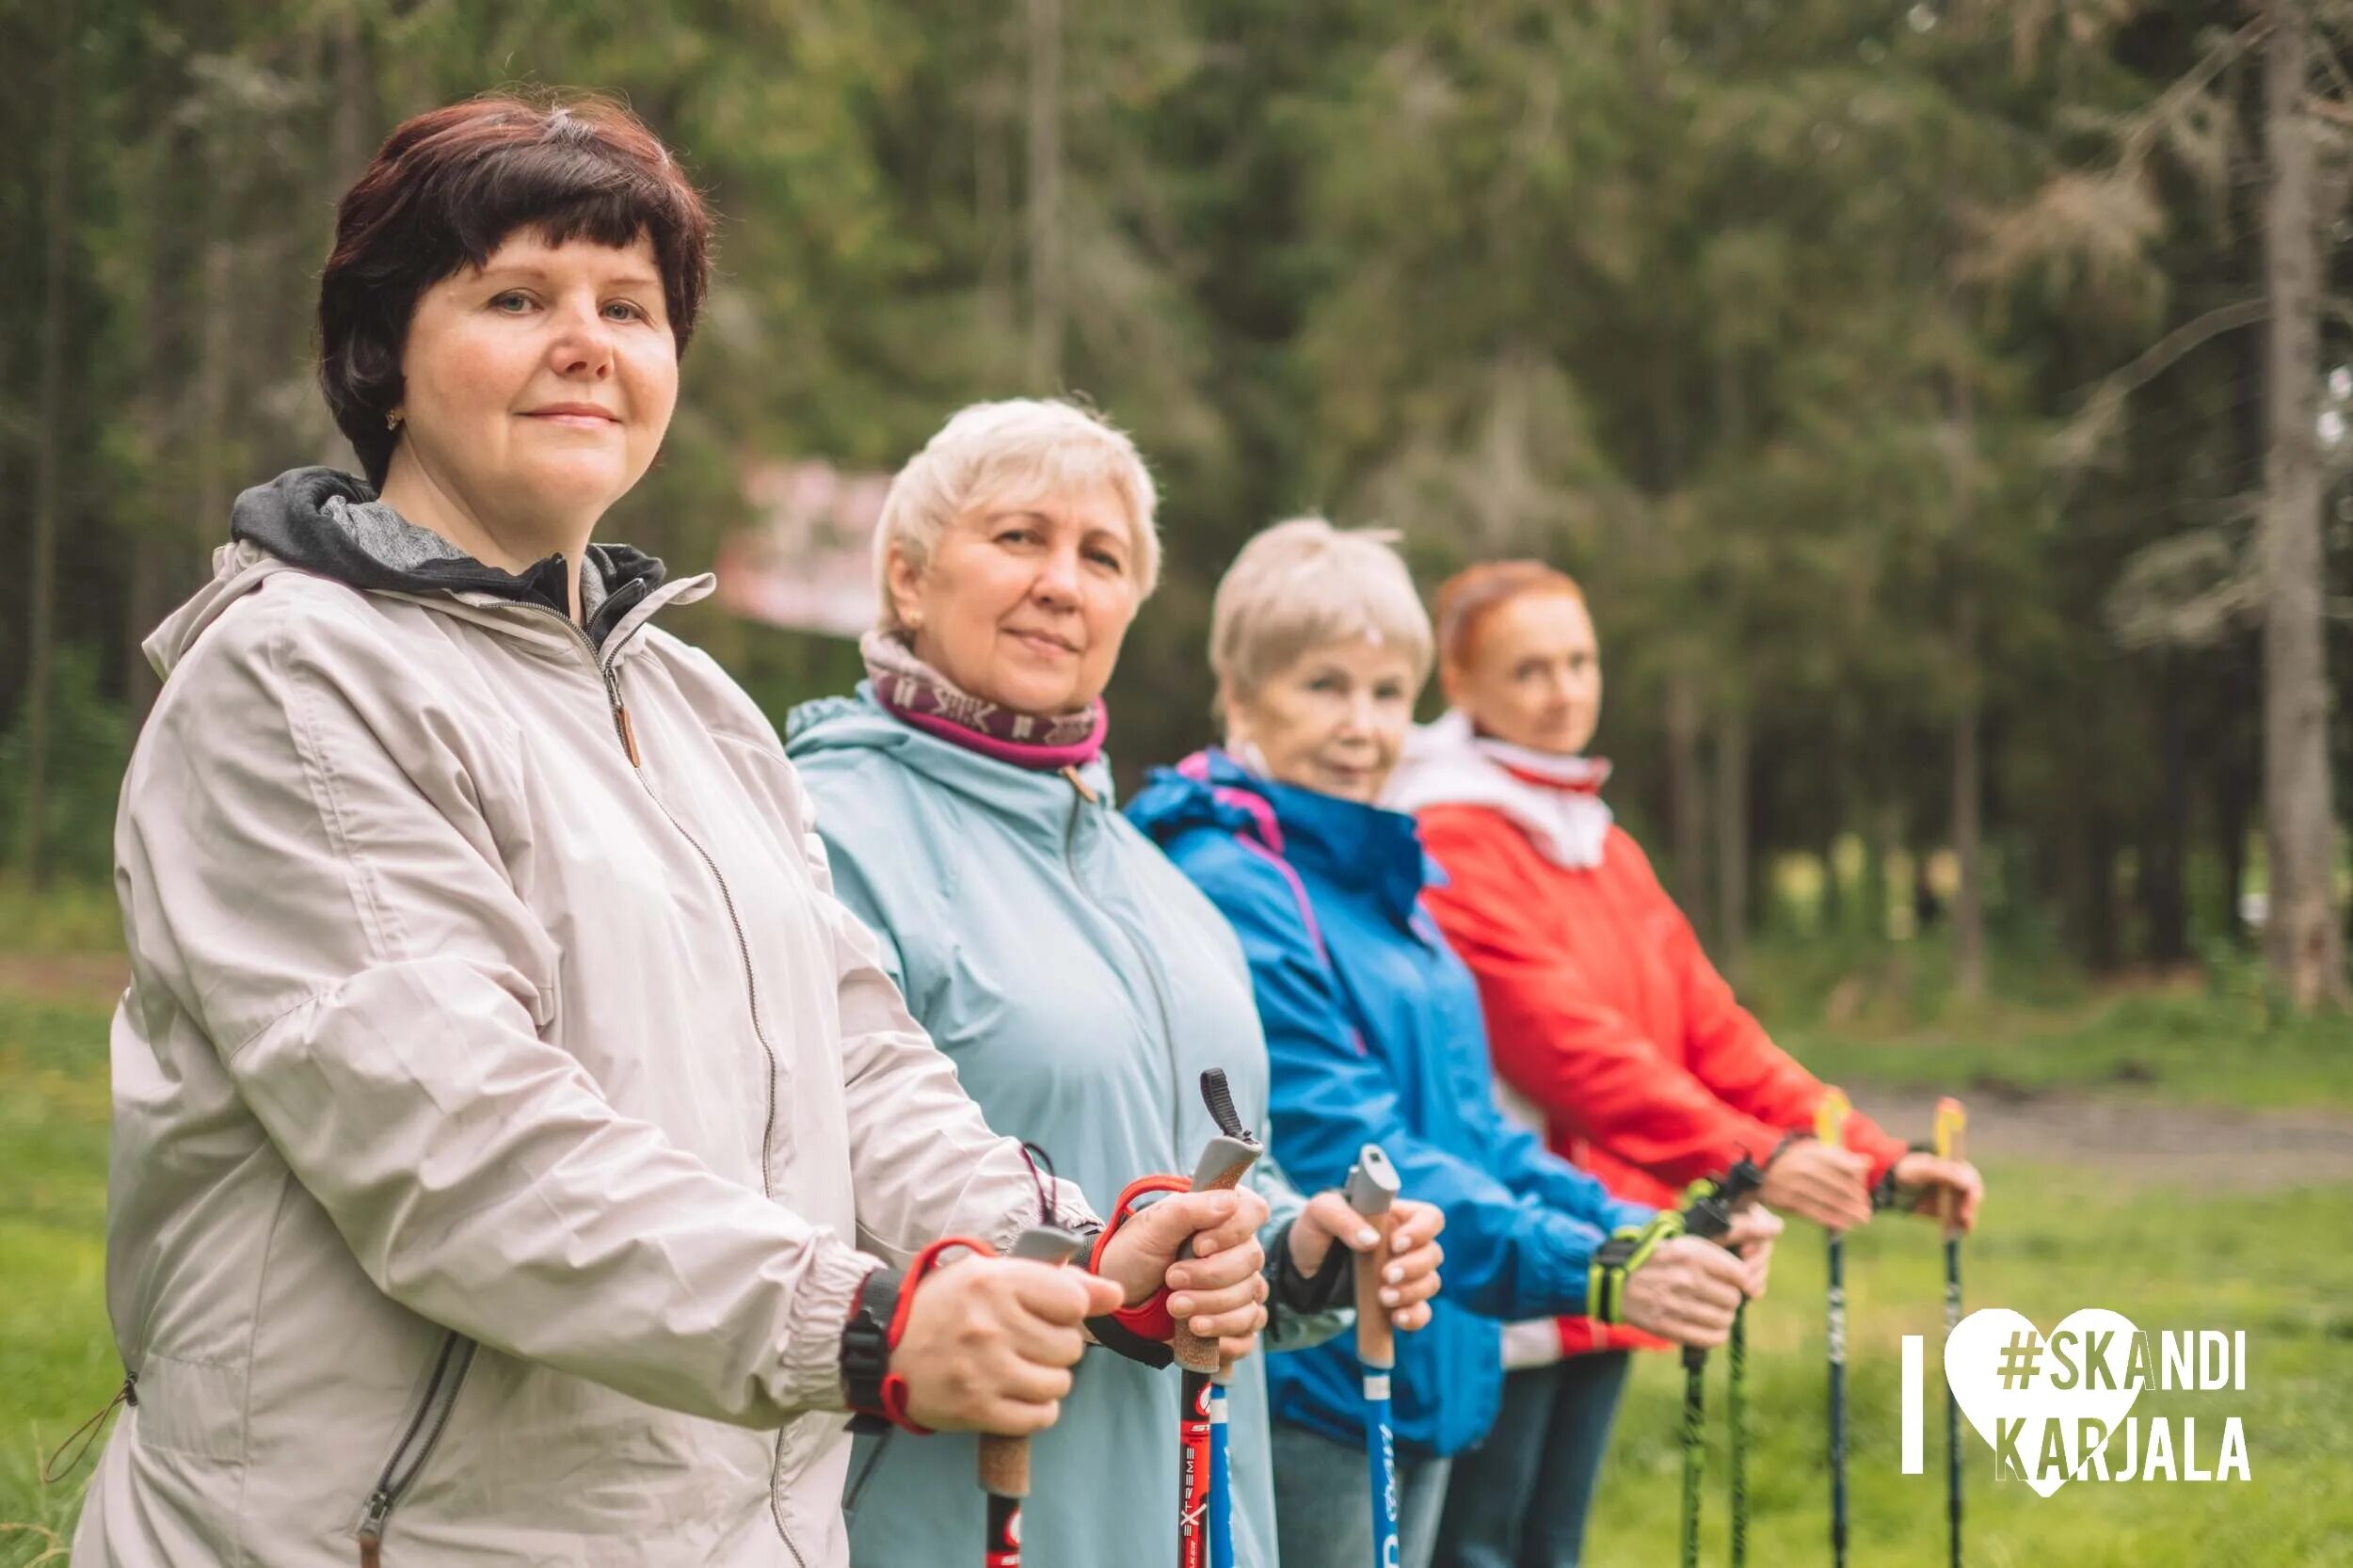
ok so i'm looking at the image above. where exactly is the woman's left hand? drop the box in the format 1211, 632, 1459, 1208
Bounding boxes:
1890, 1153, 1984, 1233
1290, 1192, 1447, 1332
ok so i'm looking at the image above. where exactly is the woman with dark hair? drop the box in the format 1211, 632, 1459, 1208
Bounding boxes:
72, 95, 1226, 1568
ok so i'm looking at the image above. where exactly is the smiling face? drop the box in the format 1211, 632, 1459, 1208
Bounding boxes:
1443, 589, 1603, 756
386, 230, 678, 551
1226, 637, 1421, 804
886, 483, 1142, 715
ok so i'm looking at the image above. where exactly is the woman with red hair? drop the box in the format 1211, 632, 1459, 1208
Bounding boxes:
1390, 562, 1985, 1568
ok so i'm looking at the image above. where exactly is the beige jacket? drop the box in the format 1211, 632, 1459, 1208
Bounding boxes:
75, 482, 1090, 1568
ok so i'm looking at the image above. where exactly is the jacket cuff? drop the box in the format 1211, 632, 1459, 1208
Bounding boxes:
780, 1240, 888, 1414
1606, 1198, 1657, 1235
1267, 1219, 1355, 1318
1839, 1112, 1912, 1191
984, 1175, 1103, 1257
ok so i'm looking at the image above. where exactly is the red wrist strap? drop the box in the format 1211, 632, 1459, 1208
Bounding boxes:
1090, 1173, 1191, 1342
873, 1235, 995, 1435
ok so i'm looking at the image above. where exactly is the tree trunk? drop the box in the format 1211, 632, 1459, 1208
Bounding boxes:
2084, 817, 2122, 973
2258, 3, 2349, 1008
17, 0, 77, 885
1666, 673, 1708, 928
1952, 614, 1986, 998
318, 5, 373, 469
1713, 706, 1749, 980
2217, 762, 2253, 948
2144, 657, 2192, 966
1025, 0, 1064, 391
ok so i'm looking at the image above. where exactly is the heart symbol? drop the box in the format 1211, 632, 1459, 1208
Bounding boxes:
1943, 1307, 2142, 1496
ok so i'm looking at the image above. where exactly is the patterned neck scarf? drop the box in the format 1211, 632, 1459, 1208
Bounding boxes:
861, 630, 1108, 771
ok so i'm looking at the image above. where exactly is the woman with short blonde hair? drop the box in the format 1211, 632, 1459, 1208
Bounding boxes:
788, 410, 1446, 1568
873, 398, 1162, 634
1209, 517, 1433, 708
1131, 520, 1768, 1568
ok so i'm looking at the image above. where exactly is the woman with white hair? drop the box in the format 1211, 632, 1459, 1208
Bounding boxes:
786, 403, 1446, 1567
1128, 520, 1777, 1568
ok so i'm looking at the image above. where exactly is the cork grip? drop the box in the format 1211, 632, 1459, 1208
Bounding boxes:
977, 1432, 1032, 1498
1347, 1144, 1401, 1370
1169, 1144, 1261, 1374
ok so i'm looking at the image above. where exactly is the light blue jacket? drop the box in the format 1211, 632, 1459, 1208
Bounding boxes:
786, 691, 1343, 1568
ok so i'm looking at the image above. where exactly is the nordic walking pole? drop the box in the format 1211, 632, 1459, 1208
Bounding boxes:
1817, 1087, 1854, 1568
1346, 1145, 1403, 1568
1935, 1097, 1968, 1568
1674, 1160, 1765, 1568
1209, 1367, 1234, 1568
1173, 1070, 1263, 1568
980, 1224, 1088, 1568
1729, 1292, 1748, 1568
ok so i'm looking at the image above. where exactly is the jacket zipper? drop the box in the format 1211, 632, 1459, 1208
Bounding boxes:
1061, 785, 1186, 1164
841, 1428, 894, 1519
525, 606, 808, 1568
354, 1333, 476, 1566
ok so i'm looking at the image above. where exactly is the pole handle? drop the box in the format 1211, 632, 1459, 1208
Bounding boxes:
977, 1225, 1084, 1500
1170, 1158, 1261, 1373
1345, 1144, 1401, 1369
1816, 1086, 1852, 1150
1933, 1097, 1968, 1239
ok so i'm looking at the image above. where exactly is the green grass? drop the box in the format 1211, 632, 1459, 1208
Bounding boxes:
3, 971, 2348, 1565
0, 881, 121, 958
1584, 1156, 2353, 1566
0, 992, 113, 1568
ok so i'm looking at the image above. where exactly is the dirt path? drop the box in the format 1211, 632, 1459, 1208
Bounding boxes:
1851, 1082, 2353, 1192
0, 952, 128, 1009
3, 956, 2346, 1191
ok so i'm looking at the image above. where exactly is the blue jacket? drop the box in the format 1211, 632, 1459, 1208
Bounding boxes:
1129, 751, 1653, 1458
786, 696, 1344, 1568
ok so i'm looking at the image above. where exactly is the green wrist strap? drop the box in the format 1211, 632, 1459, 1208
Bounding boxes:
1588, 1208, 1688, 1324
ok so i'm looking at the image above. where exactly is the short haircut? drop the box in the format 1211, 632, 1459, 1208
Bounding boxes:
873, 399, 1161, 631
1209, 518, 1433, 701
1433, 560, 1587, 671
319, 93, 713, 487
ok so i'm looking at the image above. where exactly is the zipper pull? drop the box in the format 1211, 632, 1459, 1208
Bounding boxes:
357, 1488, 392, 1568
616, 700, 642, 768
1060, 764, 1099, 805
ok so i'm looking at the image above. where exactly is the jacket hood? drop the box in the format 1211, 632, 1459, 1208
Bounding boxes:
146, 467, 669, 680
1128, 748, 1435, 932
784, 686, 1116, 826
1384, 709, 1613, 870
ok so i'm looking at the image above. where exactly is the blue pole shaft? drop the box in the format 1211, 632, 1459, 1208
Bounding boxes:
1365, 1368, 1397, 1563
1209, 1376, 1234, 1568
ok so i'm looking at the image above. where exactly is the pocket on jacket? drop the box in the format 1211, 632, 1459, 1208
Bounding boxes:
131, 1352, 248, 1463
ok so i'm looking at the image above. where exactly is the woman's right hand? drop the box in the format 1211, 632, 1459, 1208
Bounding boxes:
1618, 1236, 1750, 1349
888, 1257, 1124, 1434
1759, 1139, 1874, 1231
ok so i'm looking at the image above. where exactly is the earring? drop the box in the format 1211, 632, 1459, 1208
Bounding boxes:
386, 408, 405, 431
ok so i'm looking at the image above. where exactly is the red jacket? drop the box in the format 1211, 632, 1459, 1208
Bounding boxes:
1414, 794, 1908, 1355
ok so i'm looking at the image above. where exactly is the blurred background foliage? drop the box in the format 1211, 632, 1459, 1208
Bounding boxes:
0, 0, 2346, 1008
